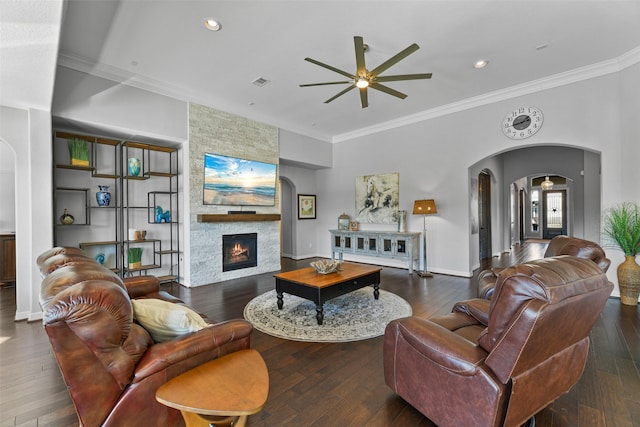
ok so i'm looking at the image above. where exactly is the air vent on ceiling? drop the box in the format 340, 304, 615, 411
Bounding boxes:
251, 76, 270, 87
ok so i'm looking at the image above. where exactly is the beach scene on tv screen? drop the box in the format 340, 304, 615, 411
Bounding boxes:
204, 153, 277, 206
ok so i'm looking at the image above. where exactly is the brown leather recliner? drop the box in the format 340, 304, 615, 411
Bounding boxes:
478, 235, 611, 299
38, 247, 254, 427
384, 256, 613, 427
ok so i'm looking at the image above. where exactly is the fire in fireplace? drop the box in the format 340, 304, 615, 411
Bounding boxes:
222, 233, 257, 272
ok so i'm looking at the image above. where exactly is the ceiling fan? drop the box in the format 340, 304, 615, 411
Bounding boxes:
300, 36, 432, 108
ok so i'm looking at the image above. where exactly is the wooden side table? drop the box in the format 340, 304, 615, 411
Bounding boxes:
156, 349, 269, 427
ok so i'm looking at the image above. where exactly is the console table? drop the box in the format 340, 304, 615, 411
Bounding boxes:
330, 230, 420, 274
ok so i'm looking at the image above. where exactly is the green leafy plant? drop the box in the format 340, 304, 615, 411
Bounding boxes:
128, 247, 143, 265
67, 138, 89, 162
602, 202, 640, 256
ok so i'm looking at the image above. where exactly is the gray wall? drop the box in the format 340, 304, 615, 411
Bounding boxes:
279, 163, 319, 259
313, 72, 624, 277
501, 145, 595, 241
7, 59, 635, 320
0, 106, 53, 320
279, 129, 332, 169
53, 67, 188, 142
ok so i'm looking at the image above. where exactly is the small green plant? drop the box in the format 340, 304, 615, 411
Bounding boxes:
67, 138, 89, 163
128, 247, 143, 266
602, 202, 640, 256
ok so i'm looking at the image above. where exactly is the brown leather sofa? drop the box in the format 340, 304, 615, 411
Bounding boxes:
38, 247, 254, 427
384, 256, 613, 427
478, 235, 611, 299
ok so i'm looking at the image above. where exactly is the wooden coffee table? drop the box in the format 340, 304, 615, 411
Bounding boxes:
156, 349, 269, 427
274, 262, 382, 325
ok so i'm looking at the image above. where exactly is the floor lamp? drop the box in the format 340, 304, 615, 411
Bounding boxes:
412, 199, 437, 278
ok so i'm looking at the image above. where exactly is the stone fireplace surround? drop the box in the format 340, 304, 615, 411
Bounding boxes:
190, 220, 280, 285
188, 103, 281, 286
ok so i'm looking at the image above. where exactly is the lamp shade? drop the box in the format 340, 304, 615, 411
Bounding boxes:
413, 199, 437, 215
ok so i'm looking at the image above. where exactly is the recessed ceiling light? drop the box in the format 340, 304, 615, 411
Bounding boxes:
205, 19, 221, 31
474, 59, 489, 69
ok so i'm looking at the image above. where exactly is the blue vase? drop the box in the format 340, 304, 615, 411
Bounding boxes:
96, 185, 111, 207
95, 253, 105, 264
128, 157, 141, 176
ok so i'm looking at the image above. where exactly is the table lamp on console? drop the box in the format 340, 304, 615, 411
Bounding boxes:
412, 199, 437, 278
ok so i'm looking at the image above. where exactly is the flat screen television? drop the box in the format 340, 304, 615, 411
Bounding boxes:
203, 153, 277, 206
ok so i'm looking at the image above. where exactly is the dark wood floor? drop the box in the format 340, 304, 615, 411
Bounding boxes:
1, 241, 639, 426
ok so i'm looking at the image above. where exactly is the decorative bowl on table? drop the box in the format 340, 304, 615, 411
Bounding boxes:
310, 259, 343, 274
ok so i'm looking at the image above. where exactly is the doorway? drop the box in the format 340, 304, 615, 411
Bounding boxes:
0, 141, 16, 294
279, 177, 295, 258
519, 189, 525, 242
478, 170, 491, 260
543, 190, 567, 239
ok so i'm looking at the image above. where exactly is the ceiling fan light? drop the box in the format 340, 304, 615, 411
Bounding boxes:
356, 78, 369, 89
541, 176, 554, 190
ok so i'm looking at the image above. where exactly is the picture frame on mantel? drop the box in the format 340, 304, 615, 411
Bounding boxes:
298, 194, 316, 219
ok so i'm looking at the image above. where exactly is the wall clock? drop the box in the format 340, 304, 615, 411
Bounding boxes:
502, 106, 543, 139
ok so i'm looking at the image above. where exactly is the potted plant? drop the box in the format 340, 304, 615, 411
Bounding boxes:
128, 247, 143, 270
602, 201, 640, 305
67, 138, 90, 167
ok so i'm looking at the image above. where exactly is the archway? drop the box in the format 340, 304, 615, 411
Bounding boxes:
279, 176, 296, 258
470, 144, 601, 267
0, 140, 17, 292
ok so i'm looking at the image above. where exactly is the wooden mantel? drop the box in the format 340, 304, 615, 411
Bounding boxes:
197, 214, 281, 223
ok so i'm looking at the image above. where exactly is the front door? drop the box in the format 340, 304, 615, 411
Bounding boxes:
543, 190, 567, 239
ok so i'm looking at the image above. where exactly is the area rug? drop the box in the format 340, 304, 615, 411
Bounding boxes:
243, 288, 412, 342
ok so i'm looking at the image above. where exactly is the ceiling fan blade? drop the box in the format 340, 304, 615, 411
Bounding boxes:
325, 84, 357, 103
370, 82, 407, 99
369, 43, 420, 77
300, 81, 352, 87
304, 57, 355, 79
354, 36, 367, 77
375, 73, 432, 82
359, 87, 368, 109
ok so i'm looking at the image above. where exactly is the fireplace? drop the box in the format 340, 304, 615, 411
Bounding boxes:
222, 233, 257, 272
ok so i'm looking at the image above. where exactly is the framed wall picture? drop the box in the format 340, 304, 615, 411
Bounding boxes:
298, 194, 316, 219
355, 172, 399, 224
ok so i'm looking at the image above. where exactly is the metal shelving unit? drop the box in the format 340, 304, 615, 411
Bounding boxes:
53, 131, 180, 282
53, 131, 121, 271
121, 141, 179, 283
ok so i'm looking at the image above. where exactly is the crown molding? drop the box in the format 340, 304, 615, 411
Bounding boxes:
332, 46, 640, 143
57, 51, 195, 103
58, 46, 640, 145
58, 52, 335, 143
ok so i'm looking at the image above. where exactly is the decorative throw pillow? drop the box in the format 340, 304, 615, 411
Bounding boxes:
131, 298, 208, 342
